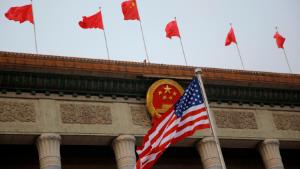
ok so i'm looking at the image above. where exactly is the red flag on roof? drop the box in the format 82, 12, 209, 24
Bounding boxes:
5, 4, 33, 24
225, 27, 237, 46
273, 31, 285, 49
79, 11, 104, 29
165, 20, 180, 39
121, 0, 140, 20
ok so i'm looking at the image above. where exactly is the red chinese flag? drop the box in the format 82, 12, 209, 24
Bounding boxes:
121, 0, 140, 20
79, 11, 104, 29
273, 31, 285, 49
5, 4, 34, 24
165, 20, 180, 39
225, 27, 237, 46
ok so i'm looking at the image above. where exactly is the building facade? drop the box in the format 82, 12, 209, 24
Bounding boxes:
0, 51, 299, 169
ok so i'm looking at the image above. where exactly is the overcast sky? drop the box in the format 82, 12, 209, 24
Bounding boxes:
1, 0, 300, 74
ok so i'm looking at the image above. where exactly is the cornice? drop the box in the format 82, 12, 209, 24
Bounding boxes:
0, 51, 300, 105
0, 70, 299, 106
1, 51, 300, 89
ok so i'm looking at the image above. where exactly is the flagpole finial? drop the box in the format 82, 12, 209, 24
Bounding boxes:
275, 26, 278, 31
229, 22, 232, 26
174, 17, 177, 20
194, 68, 202, 74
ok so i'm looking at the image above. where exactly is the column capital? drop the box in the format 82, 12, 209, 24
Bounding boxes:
260, 139, 279, 146
198, 136, 215, 144
196, 137, 222, 169
259, 139, 284, 169
37, 133, 61, 142
112, 135, 136, 169
36, 133, 61, 169
113, 135, 135, 144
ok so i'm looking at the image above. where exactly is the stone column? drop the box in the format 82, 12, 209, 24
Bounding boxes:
259, 139, 284, 169
112, 135, 136, 169
36, 133, 61, 169
196, 137, 222, 169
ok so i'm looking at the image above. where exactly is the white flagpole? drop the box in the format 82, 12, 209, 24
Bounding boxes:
195, 68, 227, 169
139, 20, 150, 63
175, 17, 188, 66
235, 43, 244, 69
230, 23, 244, 70
100, 7, 110, 60
275, 27, 292, 73
31, 0, 38, 54
135, 0, 150, 63
282, 48, 292, 73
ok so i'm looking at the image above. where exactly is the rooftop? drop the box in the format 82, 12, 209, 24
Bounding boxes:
1, 51, 299, 89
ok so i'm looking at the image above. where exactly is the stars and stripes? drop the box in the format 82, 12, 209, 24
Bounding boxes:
135, 77, 210, 169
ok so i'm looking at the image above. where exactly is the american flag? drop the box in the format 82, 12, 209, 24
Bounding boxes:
135, 77, 210, 169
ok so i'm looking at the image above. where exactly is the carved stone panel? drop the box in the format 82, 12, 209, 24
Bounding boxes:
214, 109, 257, 129
0, 101, 35, 122
60, 104, 112, 125
273, 113, 300, 131
131, 106, 151, 127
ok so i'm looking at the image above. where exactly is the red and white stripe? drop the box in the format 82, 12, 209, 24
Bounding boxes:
135, 103, 210, 169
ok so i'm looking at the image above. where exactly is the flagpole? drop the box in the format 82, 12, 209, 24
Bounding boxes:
282, 48, 292, 73
235, 43, 244, 69
195, 68, 227, 169
31, 0, 38, 54
175, 17, 188, 66
134, 0, 150, 63
100, 7, 110, 60
275, 27, 292, 73
138, 19, 150, 63
230, 23, 244, 70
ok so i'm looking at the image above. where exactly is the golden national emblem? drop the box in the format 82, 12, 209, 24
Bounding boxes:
146, 79, 184, 118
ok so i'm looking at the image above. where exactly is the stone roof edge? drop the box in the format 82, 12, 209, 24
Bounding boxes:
0, 51, 192, 69
1, 51, 298, 74
1, 51, 300, 88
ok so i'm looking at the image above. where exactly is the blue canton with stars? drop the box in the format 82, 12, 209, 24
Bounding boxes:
174, 77, 204, 118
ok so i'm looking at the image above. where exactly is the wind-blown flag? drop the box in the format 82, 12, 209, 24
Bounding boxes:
165, 20, 180, 39
135, 77, 210, 169
273, 31, 285, 49
225, 27, 237, 46
5, 4, 33, 24
121, 0, 140, 20
79, 11, 104, 29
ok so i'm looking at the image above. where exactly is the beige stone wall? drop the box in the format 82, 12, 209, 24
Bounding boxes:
0, 92, 300, 148
210, 102, 300, 146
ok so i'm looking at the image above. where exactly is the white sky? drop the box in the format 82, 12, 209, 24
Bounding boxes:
1, 0, 300, 74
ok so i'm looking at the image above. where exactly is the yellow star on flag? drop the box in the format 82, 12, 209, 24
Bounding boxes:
131, 1, 135, 7
164, 85, 172, 94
